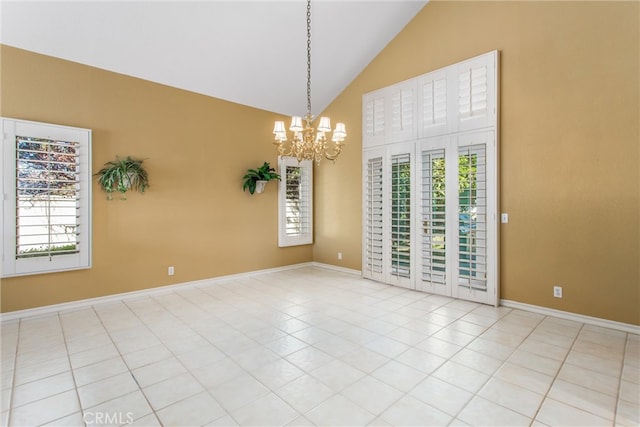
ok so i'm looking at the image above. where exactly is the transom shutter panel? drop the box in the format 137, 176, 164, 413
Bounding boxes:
457, 54, 495, 132
391, 84, 416, 142
364, 154, 384, 280
419, 75, 448, 137
458, 65, 487, 119
457, 145, 488, 291
363, 91, 386, 147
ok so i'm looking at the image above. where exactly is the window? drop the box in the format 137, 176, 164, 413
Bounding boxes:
278, 156, 312, 247
362, 51, 498, 305
1, 118, 92, 277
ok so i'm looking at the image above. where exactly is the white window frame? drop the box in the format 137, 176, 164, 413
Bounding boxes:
1, 117, 92, 277
278, 156, 313, 247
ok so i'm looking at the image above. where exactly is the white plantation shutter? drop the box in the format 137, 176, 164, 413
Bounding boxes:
15, 137, 81, 258
373, 98, 385, 136
457, 144, 488, 292
458, 54, 495, 131
387, 143, 414, 288
363, 151, 384, 281
362, 51, 498, 305
390, 82, 416, 142
420, 148, 447, 289
458, 66, 487, 118
278, 157, 312, 247
418, 72, 449, 137
2, 118, 92, 277
285, 165, 311, 236
363, 91, 386, 148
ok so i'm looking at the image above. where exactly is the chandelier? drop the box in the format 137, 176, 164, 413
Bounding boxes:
272, 0, 346, 164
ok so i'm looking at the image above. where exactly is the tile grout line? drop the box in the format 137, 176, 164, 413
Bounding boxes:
5, 319, 21, 427
9, 313, 85, 426
612, 332, 629, 426
125, 283, 320, 425
56, 311, 87, 427
4, 269, 637, 427
446, 309, 545, 426
121, 294, 230, 425
90, 302, 163, 426
362, 298, 506, 426
528, 320, 585, 425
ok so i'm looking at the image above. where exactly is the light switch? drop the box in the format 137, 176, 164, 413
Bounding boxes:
501, 213, 509, 223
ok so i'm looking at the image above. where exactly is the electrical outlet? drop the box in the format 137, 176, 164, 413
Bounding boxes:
168, 266, 174, 276
337, 252, 343, 260
553, 286, 562, 298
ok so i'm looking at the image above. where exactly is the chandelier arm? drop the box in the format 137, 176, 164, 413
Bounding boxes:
273, 142, 294, 158
323, 144, 343, 162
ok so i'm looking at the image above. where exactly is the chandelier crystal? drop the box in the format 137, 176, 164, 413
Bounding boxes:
272, 0, 346, 164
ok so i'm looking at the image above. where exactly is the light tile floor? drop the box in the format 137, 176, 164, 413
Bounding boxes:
1, 266, 639, 426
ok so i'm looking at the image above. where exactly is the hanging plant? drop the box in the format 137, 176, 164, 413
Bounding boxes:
96, 156, 149, 200
242, 162, 280, 194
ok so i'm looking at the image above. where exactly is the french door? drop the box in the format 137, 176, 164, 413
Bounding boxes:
363, 131, 497, 305
387, 143, 414, 289
416, 131, 496, 304
362, 51, 498, 305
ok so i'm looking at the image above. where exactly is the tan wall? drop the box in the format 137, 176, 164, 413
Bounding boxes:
314, 1, 640, 325
0, 45, 312, 312
2, 1, 638, 325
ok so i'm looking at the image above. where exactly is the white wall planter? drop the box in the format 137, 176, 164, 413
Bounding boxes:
255, 180, 268, 194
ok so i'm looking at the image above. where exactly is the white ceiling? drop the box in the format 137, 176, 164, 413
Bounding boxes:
0, 1, 427, 117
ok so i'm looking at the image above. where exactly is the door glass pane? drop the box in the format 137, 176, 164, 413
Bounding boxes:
458, 146, 487, 290
391, 153, 411, 278
421, 149, 446, 284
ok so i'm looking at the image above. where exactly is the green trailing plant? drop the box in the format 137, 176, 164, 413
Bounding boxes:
242, 161, 280, 194
96, 156, 149, 200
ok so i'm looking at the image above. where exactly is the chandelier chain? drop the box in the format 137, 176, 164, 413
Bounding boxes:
306, 0, 312, 117
271, 0, 346, 164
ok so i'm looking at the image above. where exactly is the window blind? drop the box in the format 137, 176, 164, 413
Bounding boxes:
15, 136, 81, 260
421, 149, 446, 285
390, 153, 411, 279
278, 157, 312, 247
459, 65, 488, 119
365, 156, 384, 276
422, 78, 447, 127
458, 145, 487, 291
284, 165, 310, 237
365, 97, 385, 138
392, 88, 414, 135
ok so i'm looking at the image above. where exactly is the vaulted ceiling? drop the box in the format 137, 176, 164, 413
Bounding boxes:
0, 1, 427, 117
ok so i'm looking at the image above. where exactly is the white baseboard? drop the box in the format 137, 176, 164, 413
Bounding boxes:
501, 299, 640, 335
2, 264, 637, 336
311, 262, 362, 276
0, 262, 314, 323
